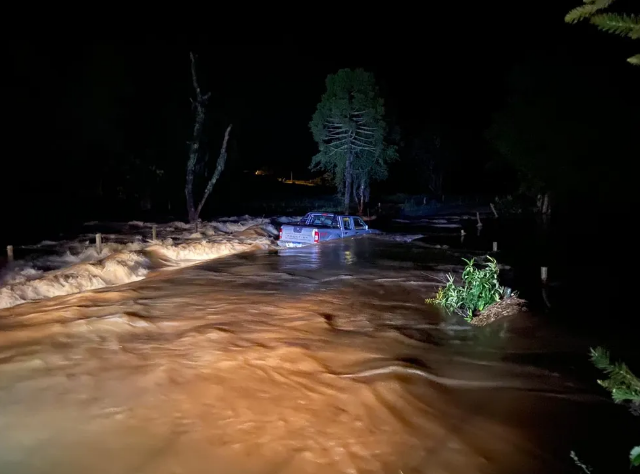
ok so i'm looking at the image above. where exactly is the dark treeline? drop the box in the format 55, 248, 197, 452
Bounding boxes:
3, 4, 637, 243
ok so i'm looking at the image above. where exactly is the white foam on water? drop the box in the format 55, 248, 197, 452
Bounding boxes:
0, 217, 279, 309
0, 243, 146, 286
152, 235, 272, 265
0, 252, 150, 309
273, 216, 303, 224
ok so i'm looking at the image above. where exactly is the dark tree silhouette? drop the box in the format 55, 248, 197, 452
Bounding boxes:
185, 52, 232, 224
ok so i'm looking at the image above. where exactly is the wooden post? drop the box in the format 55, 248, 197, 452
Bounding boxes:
96, 233, 102, 255
541, 266, 548, 284
6, 245, 13, 262
490, 203, 498, 218
152, 225, 157, 241
493, 241, 498, 252
476, 212, 482, 228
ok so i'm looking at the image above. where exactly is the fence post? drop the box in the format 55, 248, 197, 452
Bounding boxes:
490, 203, 498, 218
152, 225, 157, 241
96, 233, 102, 255
493, 241, 498, 252
476, 212, 483, 228
6, 245, 13, 262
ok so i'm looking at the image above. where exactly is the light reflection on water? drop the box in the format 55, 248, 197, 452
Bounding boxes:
0, 237, 612, 473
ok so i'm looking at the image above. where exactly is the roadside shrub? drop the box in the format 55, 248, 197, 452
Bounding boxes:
426, 256, 503, 321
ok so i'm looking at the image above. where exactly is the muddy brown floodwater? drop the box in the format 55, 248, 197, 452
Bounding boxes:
0, 236, 610, 473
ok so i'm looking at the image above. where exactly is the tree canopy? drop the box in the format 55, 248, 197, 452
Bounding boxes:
310, 68, 396, 214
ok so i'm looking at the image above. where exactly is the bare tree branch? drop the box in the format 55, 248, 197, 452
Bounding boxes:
195, 124, 232, 219
185, 52, 230, 224
189, 52, 211, 104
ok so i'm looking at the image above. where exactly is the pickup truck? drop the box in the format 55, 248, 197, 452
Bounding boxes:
278, 212, 378, 247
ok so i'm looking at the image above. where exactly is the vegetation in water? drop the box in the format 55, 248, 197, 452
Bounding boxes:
571, 347, 640, 471
426, 256, 503, 322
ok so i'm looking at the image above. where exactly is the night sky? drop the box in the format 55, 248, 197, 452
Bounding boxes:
4, 1, 638, 240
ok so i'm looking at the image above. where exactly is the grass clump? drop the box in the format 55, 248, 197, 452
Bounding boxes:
426, 256, 503, 322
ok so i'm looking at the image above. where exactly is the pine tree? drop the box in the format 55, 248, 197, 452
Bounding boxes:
565, 0, 639, 65
310, 69, 397, 214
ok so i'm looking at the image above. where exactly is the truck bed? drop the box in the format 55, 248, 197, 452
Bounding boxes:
278, 212, 376, 247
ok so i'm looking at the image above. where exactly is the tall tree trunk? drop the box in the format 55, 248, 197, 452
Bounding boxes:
185, 52, 211, 224
344, 150, 354, 214
185, 105, 206, 222
352, 180, 359, 210
355, 176, 365, 215
195, 124, 232, 219
537, 192, 551, 215
542, 193, 550, 215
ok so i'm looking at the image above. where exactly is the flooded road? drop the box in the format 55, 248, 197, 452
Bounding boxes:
0, 235, 617, 473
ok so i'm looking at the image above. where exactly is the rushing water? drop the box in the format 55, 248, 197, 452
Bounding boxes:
0, 232, 630, 473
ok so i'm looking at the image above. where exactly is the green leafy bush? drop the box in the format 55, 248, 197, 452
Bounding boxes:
426, 256, 503, 321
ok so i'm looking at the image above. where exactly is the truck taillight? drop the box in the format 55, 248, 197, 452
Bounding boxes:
313, 229, 319, 243
279, 227, 283, 240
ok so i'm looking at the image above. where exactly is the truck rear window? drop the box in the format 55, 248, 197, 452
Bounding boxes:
308, 214, 339, 228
